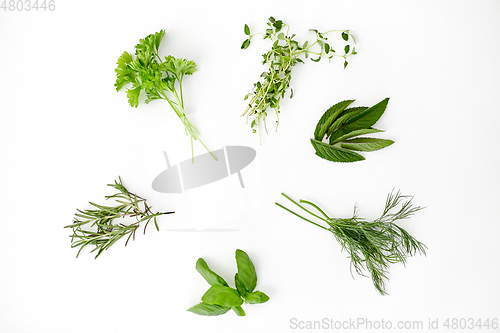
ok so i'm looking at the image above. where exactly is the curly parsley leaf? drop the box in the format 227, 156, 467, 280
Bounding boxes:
114, 30, 214, 161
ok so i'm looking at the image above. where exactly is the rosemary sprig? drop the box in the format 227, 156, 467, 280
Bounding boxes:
276, 190, 426, 295
65, 177, 174, 259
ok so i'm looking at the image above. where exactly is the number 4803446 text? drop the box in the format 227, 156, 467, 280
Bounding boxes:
1, 0, 56, 11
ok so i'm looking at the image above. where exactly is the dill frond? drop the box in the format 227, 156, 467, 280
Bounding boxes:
276, 190, 426, 295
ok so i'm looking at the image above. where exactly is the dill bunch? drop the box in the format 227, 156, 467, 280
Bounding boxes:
276, 190, 426, 295
65, 177, 173, 259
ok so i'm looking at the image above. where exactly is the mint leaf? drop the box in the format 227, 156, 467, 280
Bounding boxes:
310, 139, 365, 163
342, 98, 390, 131
340, 138, 394, 152
187, 302, 231, 316
314, 100, 355, 141
326, 106, 369, 139
329, 128, 384, 145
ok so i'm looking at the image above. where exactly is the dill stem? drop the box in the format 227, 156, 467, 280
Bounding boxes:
275, 202, 329, 231
280, 193, 330, 224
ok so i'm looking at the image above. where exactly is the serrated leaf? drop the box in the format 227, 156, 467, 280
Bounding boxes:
340, 138, 394, 152
314, 100, 355, 141
330, 128, 384, 145
196, 258, 229, 287
153, 30, 165, 52
235, 249, 257, 294
244, 290, 270, 304
126, 86, 141, 108
114, 51, 136, 91
201, 285, 243, 307
244, 24, 250, 35
326, 106, 368, 139
342, 98, 390, 131
310, 139, 365, 163
187, 302, 230, 316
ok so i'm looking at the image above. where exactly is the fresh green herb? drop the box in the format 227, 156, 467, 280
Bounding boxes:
241, 17, 357, 141
188, 249, 269, 316
276, 190, 426, 295
311, 98, 394, 162
115, 30, 215, 161
65, 177, 173, 259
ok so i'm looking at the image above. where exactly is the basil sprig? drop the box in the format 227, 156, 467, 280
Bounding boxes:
187, 249, 269, 316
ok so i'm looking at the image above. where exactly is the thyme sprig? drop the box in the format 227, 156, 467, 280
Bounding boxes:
241, 17, 357, 141
65, 177, 173, 259
276, 190, 426, 295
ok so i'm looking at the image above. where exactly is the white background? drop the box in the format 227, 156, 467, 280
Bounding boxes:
1, 0, 500, 332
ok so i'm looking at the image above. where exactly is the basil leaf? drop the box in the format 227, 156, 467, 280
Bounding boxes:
201, 285, 243, 307
232, 306, 246, 316
235, 249, 257, 294
244, 290, 270, 304
234, 273, 248, 297
187, 302, 230, 316
195, 258, 229, 287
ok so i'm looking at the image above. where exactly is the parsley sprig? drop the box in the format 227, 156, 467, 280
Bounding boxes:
241, 17, 357, 141
115, 30, 215, 161
276, 190, 426, 295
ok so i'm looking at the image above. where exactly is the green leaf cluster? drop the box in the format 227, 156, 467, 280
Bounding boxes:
64, 177, 174, 259
241, 17, 357, 142
311, 98, 394, 162
276, 190, 426, 295
187, 249, 269, 316
114, 30, 214, 161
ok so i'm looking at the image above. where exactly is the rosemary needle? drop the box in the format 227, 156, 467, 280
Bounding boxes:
65, 177, 174, 259
276, 190, 426, 295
